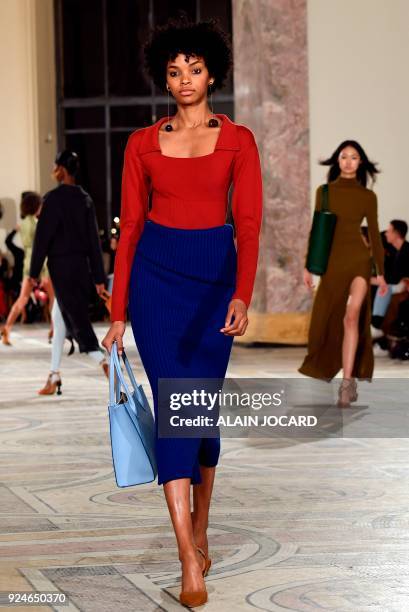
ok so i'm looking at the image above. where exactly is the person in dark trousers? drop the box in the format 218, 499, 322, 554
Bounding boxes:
29, 150, 109, 392
5, 228, 24, 299
0, 249, 9, 320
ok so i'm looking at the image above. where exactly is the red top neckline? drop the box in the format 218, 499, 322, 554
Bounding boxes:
156, 114, 225, 159
155, 113, 225, 159
137, 113, 241, 157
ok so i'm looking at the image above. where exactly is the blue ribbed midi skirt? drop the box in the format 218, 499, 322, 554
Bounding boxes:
128, 220, 237, 486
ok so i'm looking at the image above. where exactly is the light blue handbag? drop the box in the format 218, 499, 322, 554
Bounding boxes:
373, 284, 392, 317
108, 342, 157, 487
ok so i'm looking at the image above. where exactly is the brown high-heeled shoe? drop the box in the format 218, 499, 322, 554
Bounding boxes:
197, 546, 212, 577
179, 551, 208, 608
179, 586, 208, 608
179, 590, 208, 608
0, 327, 11, 346
38, 371, 62, 395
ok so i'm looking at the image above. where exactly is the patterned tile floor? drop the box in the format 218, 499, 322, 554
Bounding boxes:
1, 323, 409, 611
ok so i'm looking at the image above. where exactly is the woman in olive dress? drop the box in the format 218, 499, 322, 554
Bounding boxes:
299, 141, 388, 406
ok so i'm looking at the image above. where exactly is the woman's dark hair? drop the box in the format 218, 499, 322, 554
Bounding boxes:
143, 14, 233, 92
20, 191, 42, 218
320, 140, 380, 188
55, 150, 79, 177
391, 219, 408, 239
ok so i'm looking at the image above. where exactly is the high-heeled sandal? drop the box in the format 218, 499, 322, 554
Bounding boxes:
349, 378, 358, 403
337, 378, 354, 407
0, 327, 11, 346
197, 546, 212, 577
38, 371, 62, 396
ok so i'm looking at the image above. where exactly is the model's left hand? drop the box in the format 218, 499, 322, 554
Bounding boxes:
377, 276, 389, 297
220, 299, 248, 336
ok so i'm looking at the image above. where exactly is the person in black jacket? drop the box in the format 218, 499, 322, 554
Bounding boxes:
371, 221, 409, 327
29, 150, 108, 392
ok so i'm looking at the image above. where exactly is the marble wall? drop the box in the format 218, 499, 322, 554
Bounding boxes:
232, 0, 312, 341
0, 0, 56, 252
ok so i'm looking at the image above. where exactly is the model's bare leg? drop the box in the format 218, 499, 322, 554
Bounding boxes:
191, 465, 216, 557
3, 277, 32, 331
342, 276, 368, 377
338, 276, 368, 406
163, 478, 205, 592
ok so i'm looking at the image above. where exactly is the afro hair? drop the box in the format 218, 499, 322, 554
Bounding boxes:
143, 14, 233, 92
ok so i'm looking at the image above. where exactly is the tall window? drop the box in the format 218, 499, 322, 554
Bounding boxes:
54, 0, 234, 234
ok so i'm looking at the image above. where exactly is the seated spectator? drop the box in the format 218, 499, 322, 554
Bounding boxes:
371, 220, 409, 354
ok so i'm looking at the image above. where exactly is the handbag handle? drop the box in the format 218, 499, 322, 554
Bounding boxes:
109, 342, 144, 407
321, 184, 329, 211
109, 342, 128, 406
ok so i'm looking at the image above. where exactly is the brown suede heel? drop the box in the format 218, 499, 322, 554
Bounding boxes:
197, 546, 212, 577
179, 589, 208, 607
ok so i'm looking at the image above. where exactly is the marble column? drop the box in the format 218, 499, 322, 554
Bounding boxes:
0, 0, 57, 249
232, 0, 312, 344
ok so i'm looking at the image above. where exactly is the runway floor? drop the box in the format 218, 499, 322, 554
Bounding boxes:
1, 322, 409, 611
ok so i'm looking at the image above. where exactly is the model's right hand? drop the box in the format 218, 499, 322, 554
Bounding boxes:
102, 321, 125, 355
303, 268, 315, 289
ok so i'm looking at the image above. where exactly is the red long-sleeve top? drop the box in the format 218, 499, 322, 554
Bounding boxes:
111, 113, 263, 322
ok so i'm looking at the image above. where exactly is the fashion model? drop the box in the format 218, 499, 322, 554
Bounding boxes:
29, 150, 109, 392
0, 192, 53, 346
299, 140, 388, 406
102, 17, 263, 608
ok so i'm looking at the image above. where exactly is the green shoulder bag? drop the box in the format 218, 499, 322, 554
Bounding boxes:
305, 184, 337, 275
